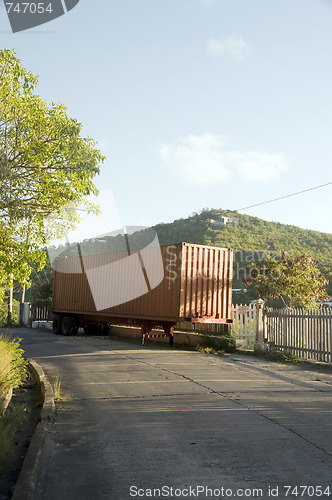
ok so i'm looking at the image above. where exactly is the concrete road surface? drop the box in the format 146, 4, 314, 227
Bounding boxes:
5, 328, 332, 500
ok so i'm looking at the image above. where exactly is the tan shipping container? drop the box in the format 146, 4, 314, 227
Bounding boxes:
52, 242, 233, 341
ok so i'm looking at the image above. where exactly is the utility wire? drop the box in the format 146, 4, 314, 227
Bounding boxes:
237, 182, 332, 212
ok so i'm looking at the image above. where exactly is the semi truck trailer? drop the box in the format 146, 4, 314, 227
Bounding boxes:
52, 242, 233, 345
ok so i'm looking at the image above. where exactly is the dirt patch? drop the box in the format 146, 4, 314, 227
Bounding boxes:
0, 378, 42, 500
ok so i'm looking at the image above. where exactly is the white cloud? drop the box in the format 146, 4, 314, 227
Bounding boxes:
207, 36, 253, 61
159, 133, 288, 187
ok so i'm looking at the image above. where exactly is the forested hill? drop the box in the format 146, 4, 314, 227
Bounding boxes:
153, 209, 331, 260
153, 209, 332, 291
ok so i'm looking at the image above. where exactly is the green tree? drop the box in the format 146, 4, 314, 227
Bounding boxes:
243, 251, 329, 308
0, 49, 105, 318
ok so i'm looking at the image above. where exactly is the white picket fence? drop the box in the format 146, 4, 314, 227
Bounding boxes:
264, 307, 332, 363
231, 304, 256, 350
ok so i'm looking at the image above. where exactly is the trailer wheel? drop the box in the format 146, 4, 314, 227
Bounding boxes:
61, 316, 75, 336
102, 323, 110, 334
53, 314, 62, 335
83, 322, 105, 335
71, 317, 79, 335
83, 325, 95, 335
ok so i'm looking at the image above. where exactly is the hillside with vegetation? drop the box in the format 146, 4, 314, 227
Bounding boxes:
153, 209, 332, 296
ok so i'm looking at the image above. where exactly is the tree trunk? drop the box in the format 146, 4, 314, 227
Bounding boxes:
7, 285, 13, 325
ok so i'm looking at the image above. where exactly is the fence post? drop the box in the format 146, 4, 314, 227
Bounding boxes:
254, 299, 265, 347
17, 302, 30, 326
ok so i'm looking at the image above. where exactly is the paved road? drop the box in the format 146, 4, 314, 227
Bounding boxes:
6, 328, 332, 500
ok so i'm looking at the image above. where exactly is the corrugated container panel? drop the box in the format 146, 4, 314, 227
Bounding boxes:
178, 244, 233, 321
53, 242, 233, 323
103, 244, 181, 320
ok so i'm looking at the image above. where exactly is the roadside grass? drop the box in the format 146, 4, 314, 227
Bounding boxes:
197, 346, 225, 356
0, 334, 29, 475
197, 334, 237, 357
0, 335, 28, 401
195, 335, 301, 364
253, 349, 300, 363
53, 376, 69, 402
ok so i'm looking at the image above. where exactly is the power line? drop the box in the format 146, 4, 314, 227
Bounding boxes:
237, 182, 332, 212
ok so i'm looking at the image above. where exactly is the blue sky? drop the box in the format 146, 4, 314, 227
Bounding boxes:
1, 0, 332, 242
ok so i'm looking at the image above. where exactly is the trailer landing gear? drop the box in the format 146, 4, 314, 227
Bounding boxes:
141, 321, 175, 347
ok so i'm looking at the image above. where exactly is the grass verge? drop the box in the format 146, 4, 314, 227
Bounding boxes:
53, 376, 69, 402
253, 348, 300, 363
197, 334, 237, 356
0, 334, 29, 476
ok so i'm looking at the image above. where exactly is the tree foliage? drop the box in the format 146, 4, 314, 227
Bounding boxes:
243, 251, 329, 308
0, 49, 105, 299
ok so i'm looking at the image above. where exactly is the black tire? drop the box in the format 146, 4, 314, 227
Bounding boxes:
53, 314, 62, 335
84, 323, 103, 335
102, 323, 110, 335
71, 317, 79, 335
61, 316, 75, 336
83, 325, 94, 335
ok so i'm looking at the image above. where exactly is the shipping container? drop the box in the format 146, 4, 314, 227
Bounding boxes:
52, 242, 233, 344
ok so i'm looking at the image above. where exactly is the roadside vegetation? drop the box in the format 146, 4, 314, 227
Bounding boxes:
53, 375, 69, 402
252, 348, 299, 363
243, 251, 329, 308
196, 335, 303, 364
0, 335, 28, 475
197, 334, 237, 356
0, 299, 18, 327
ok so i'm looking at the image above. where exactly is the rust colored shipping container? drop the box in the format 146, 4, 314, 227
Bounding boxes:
52, 242, 233, 344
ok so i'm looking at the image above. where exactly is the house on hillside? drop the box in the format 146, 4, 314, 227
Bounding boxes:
210, 216, 238, 227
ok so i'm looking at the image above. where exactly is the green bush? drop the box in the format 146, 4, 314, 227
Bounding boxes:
0, 335, 28, 403
0, 299, 19, 327
198, 334, 237, 354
